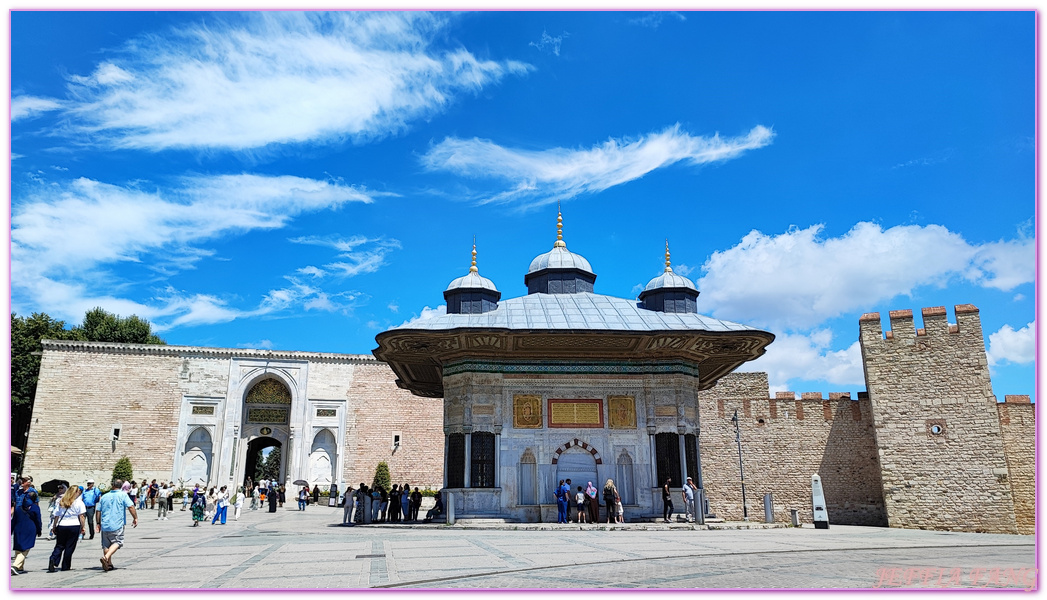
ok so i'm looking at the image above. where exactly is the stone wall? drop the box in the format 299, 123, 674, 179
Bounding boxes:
342, 361, 444, 489
698, 373, 887, 526
998, 396, 1035, 535
858, 305, 1018, 534
25, 342, 186, 485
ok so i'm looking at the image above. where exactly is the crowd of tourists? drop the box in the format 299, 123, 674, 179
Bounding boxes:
11, 473, 138, 576
553, 478, 625, 524
331, 483, 444, 525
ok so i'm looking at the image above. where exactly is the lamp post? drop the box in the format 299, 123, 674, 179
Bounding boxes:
730, 410, 748, 521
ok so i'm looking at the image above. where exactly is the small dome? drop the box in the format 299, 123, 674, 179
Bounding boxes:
526, 246, 595, 276
643, 271, 697, 293
445, 271, 499, 293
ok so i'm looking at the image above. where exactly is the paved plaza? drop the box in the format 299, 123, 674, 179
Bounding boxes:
11, 504, 1036, 591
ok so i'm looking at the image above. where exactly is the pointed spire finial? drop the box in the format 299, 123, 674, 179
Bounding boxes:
470, 236, 478, 273
554, 202, 566, 248
664, 239, 673, 273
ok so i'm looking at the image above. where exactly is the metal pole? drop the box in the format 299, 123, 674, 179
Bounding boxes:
732, 410, 748, 521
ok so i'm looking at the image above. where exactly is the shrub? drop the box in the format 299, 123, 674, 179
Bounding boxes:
372, 462, 391, 492
111, 456, 133, 485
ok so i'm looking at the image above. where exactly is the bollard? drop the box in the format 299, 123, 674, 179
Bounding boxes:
363, 495, 373, 524
446, 492, 455, 525
763, 493, 773, 523
697, 489, 705, 525
791, 509, 799, 527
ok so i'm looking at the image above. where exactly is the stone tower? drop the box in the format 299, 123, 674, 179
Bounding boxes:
858, 305, 1017, 533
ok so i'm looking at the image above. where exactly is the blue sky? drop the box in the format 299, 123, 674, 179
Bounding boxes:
9, 11, 1036, 400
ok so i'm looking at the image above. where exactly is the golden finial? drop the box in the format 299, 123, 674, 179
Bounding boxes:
470, 236, 478, 273
664, 239, 673, 273
554, 202, 566, 248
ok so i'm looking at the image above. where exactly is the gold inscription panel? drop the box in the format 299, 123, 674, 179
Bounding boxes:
548, 399, 604, 428
513, 395, 542, 429
608, 395, 636, 429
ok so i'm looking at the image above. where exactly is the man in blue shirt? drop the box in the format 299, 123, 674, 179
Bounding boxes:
82, 479, 102, 540
96, 478, 138, 572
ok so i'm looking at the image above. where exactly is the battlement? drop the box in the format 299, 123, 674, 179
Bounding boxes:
859, 304, 982, 342
714, 391, 866, 423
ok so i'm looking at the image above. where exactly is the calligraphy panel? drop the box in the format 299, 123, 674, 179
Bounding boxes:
548, 399, 604, 428
513, 394, 542, 429
608, 395, 636, 429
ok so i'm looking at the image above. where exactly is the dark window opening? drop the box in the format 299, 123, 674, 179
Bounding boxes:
655, 432, 681, 487
447, 433, 465, 488
470, 431, 496, 488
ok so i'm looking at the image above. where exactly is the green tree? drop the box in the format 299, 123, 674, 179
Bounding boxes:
262, 447, 282, 481
11, 309, 166, 465
372, 461, 391, 492
73, 307, 165, 345
111, 456, 134, 485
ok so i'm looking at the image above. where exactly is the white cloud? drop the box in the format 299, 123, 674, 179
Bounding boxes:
698, 222, 1035, 330
59, 12, 530, 150
237, 339, 274, 350
987, 322, 1035, 366
400, 305, 446, 327
738, 330, 865, 392
530, 30, 568, 56
289, 235, 402, 278
421, 124, 774, 207
387, 302, 399, 313
11, 95, 64, 121
11, 174, 381, 328
628, 12, 687, 28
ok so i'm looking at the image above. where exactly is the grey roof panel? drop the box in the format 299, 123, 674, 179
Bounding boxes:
395, 292, 763, 333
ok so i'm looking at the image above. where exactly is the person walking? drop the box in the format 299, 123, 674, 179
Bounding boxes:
232, 487, 244, 521
11, 480, 42, 575
157, 483, 170, 520
190, 485, 206, 526
96, 478, 137, 572
128, 481, 138, 508
181, 487, 189, 511
662, 478, 674, 523
602, 479, 618, 524
682, 477, 696, 523
311, 485, 320, 507
298, 487, 308, 511
148, 479, 159, 510
267, 484, 278, 513
278, 485, 286, 508
81, 479, 101, 540
211, 486, 229, 525
48, 485, 87, 572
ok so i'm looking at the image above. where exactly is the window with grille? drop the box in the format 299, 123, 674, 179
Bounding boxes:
447, 433, 465, 488
685, 433, 699, 486
655, 432, 681, 487
470, 432, 496, 488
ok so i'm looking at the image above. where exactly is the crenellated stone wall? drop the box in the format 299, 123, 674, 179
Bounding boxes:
858, 305, 1018, 534
697, 373, 887, 526
997, 396, 1035, 535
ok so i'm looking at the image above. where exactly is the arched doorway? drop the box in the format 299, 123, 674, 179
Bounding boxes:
245, 436, 283, 485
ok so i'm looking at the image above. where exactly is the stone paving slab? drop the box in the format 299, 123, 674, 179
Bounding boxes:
9, 505, 1036, 591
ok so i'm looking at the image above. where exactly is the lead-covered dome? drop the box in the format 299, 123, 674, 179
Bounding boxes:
444, 244, 500, 314
638, 243, 700, 313
524, 210, 597, 294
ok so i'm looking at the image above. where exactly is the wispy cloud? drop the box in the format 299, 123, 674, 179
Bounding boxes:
289, 235, 402, 278
237, 339, 275, 350
56, 12, 531, 151
422, 124, 774, 207
11, 95, 64, 121
399, 305, 446, 327
529, 30, 569, 56
12, 173, 382, 328
697, 222, 1035, 330
628, 12, 687, 29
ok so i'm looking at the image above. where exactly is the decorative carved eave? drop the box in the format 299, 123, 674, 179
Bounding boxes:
372, 328, 774, 398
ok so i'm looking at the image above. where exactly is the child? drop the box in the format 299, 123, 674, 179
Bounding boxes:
616, 493, 624, 524
575, 486, 587, 523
